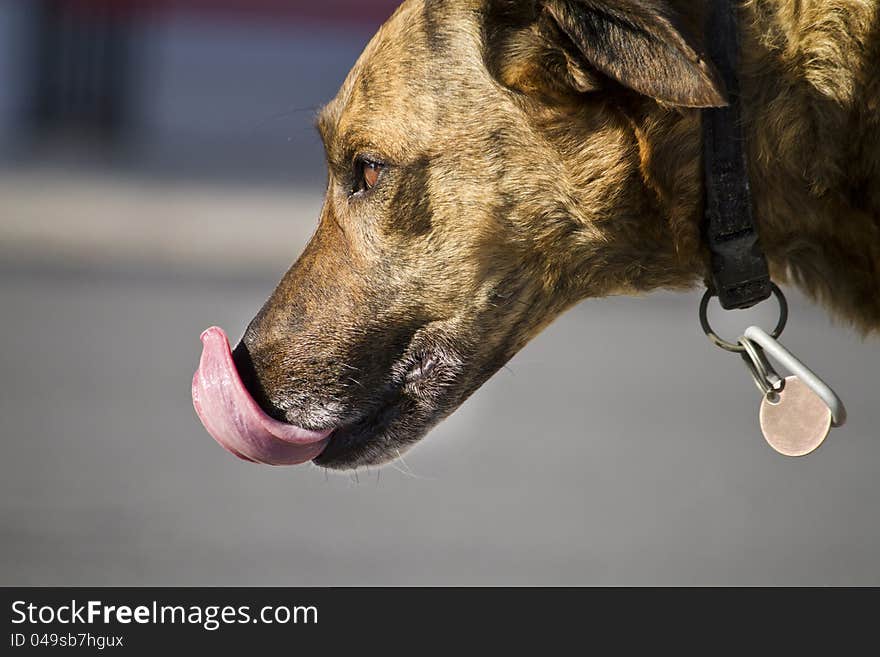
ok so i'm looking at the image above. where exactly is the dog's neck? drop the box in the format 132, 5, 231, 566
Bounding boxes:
586, 0, 880, 332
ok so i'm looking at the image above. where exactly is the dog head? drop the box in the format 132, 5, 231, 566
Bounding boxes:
193, 0, 726, 469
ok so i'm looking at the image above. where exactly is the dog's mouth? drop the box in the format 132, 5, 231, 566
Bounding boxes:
192, 326, 451, 468
192, 327, 334, 465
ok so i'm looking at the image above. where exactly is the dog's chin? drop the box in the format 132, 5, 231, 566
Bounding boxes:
312, 396, 441, 470
313, 367, 496, 470
313, 337, 470, 470
309, 347, 503, 470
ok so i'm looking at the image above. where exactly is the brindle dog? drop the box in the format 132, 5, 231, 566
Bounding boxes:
193, 0, 880, 469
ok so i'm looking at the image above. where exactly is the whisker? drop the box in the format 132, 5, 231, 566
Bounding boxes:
389, 461, 419, 479
250, 105, 321, 132
391, 449, 434, 481
394, 449, 413, 474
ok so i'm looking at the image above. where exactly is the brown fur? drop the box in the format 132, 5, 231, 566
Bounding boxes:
233, 0, 880, 469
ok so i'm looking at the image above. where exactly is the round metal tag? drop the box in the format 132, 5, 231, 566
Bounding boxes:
759, 376, 832, 457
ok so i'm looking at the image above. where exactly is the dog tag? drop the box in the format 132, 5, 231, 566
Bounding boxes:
759, 376, 832, 457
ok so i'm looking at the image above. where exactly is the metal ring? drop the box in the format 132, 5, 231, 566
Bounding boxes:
699, 283, 788, 353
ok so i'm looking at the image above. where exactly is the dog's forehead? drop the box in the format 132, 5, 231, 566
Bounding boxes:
319, 0, 486, 154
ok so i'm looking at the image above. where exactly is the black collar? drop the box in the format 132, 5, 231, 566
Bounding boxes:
702, 0, 772, 310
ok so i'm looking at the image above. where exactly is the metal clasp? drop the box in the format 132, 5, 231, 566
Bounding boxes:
742, 326, 847, 427
738, 337, 784, 403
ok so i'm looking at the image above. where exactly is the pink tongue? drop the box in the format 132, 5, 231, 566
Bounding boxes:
192, 327, 331, 465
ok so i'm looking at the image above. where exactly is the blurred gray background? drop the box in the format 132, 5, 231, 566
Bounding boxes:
1, 0, 878, 586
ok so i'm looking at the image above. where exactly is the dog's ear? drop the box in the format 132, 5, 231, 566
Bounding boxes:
486, 0, 727, 108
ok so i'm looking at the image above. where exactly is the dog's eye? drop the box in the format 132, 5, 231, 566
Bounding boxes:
354, 158, 383, 194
